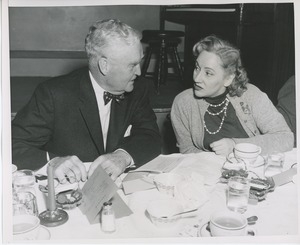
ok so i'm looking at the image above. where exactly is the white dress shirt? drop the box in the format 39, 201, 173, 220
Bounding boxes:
89, 72, 134, 168
89, 72, 111, 151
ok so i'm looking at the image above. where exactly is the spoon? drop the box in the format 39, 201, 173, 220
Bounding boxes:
247, 215, 258, 225
160, 208, 198, 218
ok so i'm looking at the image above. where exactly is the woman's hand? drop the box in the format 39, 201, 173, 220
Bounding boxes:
210, 138, 235, 156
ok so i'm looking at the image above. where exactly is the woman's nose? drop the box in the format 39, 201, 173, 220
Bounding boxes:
193, 70, 202, 83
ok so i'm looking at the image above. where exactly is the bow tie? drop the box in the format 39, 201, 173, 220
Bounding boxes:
103, 91, 125, 105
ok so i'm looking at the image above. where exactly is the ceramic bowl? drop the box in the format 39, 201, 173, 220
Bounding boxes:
146, 198, 183, 228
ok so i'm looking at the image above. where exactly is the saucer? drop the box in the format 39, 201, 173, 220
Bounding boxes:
198, 223, 211, 237
37, 226, 51, 240
13, 226, 51, 240
226, 153, 265, 168
248, 155, 265, 168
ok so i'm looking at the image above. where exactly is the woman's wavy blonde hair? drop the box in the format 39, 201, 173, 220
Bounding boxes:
193, 35, 249, 97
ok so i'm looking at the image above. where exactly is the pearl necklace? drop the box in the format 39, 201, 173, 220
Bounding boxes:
203, 98, 229, 135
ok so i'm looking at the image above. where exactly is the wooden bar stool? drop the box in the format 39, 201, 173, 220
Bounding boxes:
141, 30, 184, 94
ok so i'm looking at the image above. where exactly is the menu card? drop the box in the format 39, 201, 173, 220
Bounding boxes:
79, 165, 132, 224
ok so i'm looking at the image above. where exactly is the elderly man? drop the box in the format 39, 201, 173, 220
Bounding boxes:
12, 19, 161, 182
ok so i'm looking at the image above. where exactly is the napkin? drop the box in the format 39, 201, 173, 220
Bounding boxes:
172, 152, 223, 186
122, 171, 156, 195
122, 155, 185, 194
174, 172, 208, 211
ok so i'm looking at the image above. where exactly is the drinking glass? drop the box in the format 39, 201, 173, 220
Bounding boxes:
264, 152, 284, 177
227, 176, 250, 213
13, 191, 39, 216
13, 169, 36, 195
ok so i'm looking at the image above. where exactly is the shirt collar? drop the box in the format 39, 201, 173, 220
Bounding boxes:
89, 71, 105, 96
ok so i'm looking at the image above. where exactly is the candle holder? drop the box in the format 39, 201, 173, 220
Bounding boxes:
39, 160, 69, 227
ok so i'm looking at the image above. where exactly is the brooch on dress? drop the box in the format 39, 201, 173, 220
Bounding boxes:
240, 102, 251, 114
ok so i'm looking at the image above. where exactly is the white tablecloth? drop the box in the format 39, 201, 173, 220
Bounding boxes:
30, 149, 298, 242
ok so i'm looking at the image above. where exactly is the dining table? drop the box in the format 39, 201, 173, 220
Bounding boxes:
13, 148, 299, 243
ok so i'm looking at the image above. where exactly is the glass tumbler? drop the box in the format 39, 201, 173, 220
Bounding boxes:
264, 152, 284, 178
13, 170, 36, 195
13, 191, 39, 216
227, 176, 250, 213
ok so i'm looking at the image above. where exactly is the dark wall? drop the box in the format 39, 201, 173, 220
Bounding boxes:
9, 5, 184, 77
164, 3, 295, 104
9, 6, 160, 51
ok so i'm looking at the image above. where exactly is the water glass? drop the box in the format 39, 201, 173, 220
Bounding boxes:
13, 169, 36, 195
13, 191, 39, 216
227, 176, 250, 213
264, 152, 284, 177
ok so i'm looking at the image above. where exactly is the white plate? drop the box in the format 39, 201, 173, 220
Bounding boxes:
13, 226, 51, 240
37, 226, 51, 240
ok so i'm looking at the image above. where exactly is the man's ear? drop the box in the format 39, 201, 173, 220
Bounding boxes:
98, 57, 108, 75
224, 74, 235, 87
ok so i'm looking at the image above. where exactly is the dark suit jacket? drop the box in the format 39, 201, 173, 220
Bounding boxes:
12, 67, 161, 170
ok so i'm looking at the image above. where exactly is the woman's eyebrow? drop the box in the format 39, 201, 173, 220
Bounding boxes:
204, 67, 215, 72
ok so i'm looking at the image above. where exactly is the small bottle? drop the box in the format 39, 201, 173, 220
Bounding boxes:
101, 201, 116, 233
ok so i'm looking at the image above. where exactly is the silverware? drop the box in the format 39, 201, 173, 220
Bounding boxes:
160, 208, 198, 218
247, 215, 258, 225
128, 169, 163, 174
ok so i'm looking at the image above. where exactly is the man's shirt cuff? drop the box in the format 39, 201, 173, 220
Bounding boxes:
114, 149, 135, 168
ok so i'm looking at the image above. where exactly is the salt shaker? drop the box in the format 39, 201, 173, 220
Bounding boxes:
101, 201, 116, 233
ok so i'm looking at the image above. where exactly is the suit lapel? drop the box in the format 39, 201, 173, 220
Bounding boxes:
78, 72, 105, 154
106, 97, 128, 153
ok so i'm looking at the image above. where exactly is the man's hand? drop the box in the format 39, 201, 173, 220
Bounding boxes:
88, 150, 131, 181
51, 155, 87, 184
210, 138, 235, 156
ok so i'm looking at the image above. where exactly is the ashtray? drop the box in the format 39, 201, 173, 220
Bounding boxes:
56, 189, 83, 209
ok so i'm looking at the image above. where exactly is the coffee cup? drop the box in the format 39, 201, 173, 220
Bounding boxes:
13, 214, 41, 240
234, 143, 261, 164
210, 210, 255, 237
